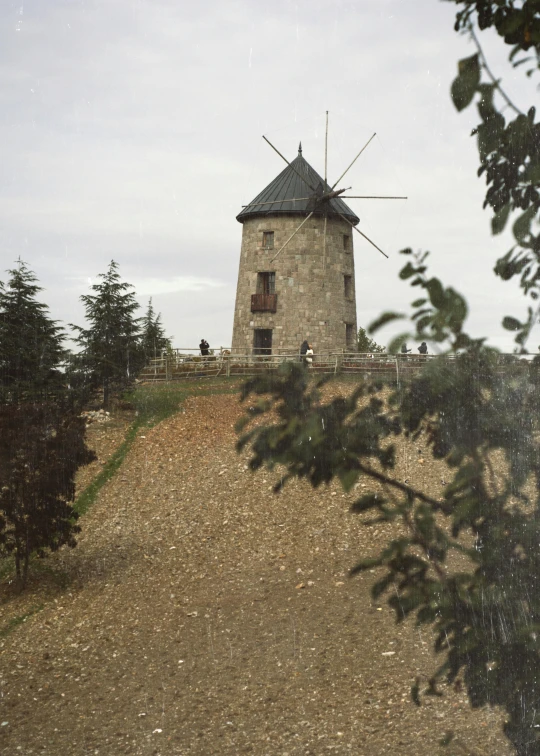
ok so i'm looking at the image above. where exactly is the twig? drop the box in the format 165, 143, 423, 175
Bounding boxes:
468, 23, 524, 116
357, 461, 442, 510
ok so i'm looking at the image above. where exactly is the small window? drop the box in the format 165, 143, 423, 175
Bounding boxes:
262, 231, 274, 249
345, 323, 355, 346
343, 234, 350, 251
344, 275, 353, 299
257, 272, 275, 295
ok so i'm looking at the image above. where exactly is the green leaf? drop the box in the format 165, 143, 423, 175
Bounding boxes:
513, 206, 536, 244
388, 333, 412, 354
338, 468, 359, 493
399, 262, 417, 280
476, 114, 505, 159
368, 312, 405, 334
498, 10, 525, 35
451, 54, 480, 111
502, 316, 522, 331
477, 83, 496, 121
492, 204, 511, 235
524, 161, 540, 184
426, 278, 445, 309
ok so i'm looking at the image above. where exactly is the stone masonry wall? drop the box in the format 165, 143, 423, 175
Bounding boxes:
231, 214, 357, 354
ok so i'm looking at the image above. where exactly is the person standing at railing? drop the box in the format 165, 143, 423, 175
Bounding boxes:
305, 344, 314, 368
300, 339, 309, 363
418, 342, 428, 355
199, 338, 210, 357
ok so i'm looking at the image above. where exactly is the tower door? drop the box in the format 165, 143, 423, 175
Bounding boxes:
253, 328, 272, 355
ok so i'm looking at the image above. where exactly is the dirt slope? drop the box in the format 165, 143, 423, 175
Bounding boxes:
0, 390, 511, 755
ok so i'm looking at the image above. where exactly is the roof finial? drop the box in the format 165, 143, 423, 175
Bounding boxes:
298, 141, 302, 156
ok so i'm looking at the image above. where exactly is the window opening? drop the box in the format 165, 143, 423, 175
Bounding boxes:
343, 234, 350, 251
257, 272, 275, 295
344, 274, 353, 299
262, 231, 274, 249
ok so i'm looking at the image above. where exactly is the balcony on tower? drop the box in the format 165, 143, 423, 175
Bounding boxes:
251, 272, 277, 312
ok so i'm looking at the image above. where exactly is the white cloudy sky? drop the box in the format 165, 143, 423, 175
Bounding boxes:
0, 0, 536, 352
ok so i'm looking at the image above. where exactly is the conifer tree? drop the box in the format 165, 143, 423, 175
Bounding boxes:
0, 259, 65, 402
357, 326, 385, 353
72, 260, 141, 408
0, 400, 95, 587
140, 298, 171, 364
0, 262, 94, 588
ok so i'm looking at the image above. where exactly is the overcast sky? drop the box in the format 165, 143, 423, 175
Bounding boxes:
0, 0, 536, 352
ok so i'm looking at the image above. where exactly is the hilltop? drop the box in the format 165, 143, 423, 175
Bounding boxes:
0, 381, 510, 755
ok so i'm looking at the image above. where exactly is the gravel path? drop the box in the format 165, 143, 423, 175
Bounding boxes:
0, 389, 511, 755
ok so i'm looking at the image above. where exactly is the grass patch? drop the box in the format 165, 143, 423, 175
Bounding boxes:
74, 422, 140, 515
74, 378, 241, 516
0, 379, 243, 587
0, 605, 43, 639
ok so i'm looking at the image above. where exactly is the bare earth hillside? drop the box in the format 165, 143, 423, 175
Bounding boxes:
0, 388, 512, 755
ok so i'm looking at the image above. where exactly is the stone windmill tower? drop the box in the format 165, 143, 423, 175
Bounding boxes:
231, 123, 404, 355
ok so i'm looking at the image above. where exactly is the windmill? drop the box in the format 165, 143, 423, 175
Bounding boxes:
243, 113, 406, 262
231, 113, 406, 356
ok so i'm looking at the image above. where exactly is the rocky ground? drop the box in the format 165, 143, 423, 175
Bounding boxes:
0, 383, 511, 755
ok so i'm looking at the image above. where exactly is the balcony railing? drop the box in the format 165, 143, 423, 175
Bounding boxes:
251, 293, 277, 313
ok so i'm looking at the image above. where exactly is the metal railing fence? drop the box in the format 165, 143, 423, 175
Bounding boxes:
138, 351, 536, 382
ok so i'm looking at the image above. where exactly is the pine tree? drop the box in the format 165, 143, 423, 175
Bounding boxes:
0, 262, 94, 587
0, 260, 66, 402
140, 298, 171, 364
72, 261, 141, 408
357, 326, 385, 353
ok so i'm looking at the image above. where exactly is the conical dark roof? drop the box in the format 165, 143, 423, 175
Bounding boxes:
237, 145, 359, 225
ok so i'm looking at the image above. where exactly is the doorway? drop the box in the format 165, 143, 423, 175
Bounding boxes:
253, 328, 272, 355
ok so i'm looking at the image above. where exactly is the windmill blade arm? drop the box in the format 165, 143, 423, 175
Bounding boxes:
262, 135, 318, 193
270, 212, 314, 262
337, 211, 388, 259
262, 135, 291, 167
354, 226, 389, 259
324, 110, 329, 185
241, 197, 313, 208
331, 132, 376, 190
341, 195, 408, 200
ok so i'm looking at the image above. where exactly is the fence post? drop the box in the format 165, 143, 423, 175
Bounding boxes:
395, 355, 400, 389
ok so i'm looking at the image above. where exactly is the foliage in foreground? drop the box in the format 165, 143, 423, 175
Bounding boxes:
238, 269, 540, 754
239, 3, 540, 754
